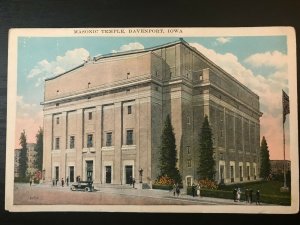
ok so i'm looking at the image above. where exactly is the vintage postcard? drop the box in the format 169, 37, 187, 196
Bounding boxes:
5, 27, 298, 213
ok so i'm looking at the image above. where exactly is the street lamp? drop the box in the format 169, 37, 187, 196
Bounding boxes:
139, 168, 143, 183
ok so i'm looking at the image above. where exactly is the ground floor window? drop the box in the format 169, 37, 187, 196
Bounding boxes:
86, 160, 93, 181
125, 165, 133, 184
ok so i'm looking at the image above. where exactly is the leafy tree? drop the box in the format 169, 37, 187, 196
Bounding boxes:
197, 115, 215, 180
159, 115, 182, 184
34, 127, 43, 171
259, 136, 271, 179
19, 130, 28, 178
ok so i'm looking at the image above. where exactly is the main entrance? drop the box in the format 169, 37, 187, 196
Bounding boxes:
69, 166, 74, 182
86, 160, 93, 181
125, 165, 133, 184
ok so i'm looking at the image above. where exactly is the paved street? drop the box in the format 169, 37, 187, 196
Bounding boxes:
13, 183, 266, 206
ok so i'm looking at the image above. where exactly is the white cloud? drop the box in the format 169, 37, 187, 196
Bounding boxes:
189, 42, 289, 159
216, 37, 231, 44
244, 50, 287, 70
111, 42, 144, 53
27, 48, 90, 86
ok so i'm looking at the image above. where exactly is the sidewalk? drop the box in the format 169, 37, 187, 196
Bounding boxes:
21, 182, 268, 205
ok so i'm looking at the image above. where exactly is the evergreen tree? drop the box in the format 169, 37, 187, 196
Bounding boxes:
197, 115, 215, 180
34, 127, 43, 171
259, 136, 271, 179
19, 130, 28, 179
159, 115, 182, 184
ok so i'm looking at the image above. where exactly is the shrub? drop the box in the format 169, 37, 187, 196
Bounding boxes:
154, 175, 175, 186
197, 179, 218, 189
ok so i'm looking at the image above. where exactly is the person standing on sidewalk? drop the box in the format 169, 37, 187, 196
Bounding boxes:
256, 190, 260, 205
191, 183, 196, 197
237, 188, 241, 202
196, 184, 201, 198
172, 183, 176, 197
176, 183, 180, 197
66, 176, 69, 186
61, 178, 64, 187
233, 188, 237, 202
132, 178, 136, 188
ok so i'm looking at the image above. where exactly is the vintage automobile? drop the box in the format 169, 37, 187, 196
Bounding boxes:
70, 181, 94, 192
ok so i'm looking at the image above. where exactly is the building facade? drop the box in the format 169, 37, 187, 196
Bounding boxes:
14, 143, 37, 178
42, 39, 262, 186
14, 149, 21, 178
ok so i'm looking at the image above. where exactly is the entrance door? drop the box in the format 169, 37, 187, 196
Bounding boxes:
86, 160, 93, 181
55, 166, 59, 180
69, 166, 74, 182
125, 165, 133, 184
105, 166, 112, 184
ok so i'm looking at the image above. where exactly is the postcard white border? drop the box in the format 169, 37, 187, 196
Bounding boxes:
5, 27, 299, 213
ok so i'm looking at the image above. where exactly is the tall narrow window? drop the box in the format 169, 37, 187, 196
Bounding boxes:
128, 106, 132, 114
56, 117, 60, 124
187, 146, 190, 154
106, 132, 112, 146
88, 112, 92, 120
187, 159, 192, 168
70, 136, 75, 149
87, 134, 93, 148
126, 130, 133, 145
55, 137, 60, 150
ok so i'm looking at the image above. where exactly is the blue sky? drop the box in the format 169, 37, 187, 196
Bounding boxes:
16, 35, 289, 159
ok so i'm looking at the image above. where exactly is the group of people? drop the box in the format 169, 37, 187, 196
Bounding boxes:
191, 183, 201, 197
233, 187, 260, 204
172, 183, 181, 197
52, 176, 69, 187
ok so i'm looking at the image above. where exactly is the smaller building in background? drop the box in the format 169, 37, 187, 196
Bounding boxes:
14, 143, 37, 179
270, 160, 291, 175
14, 149, 21, 178
27, 143, 37, 176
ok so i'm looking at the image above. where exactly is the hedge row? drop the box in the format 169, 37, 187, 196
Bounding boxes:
186, 187, 291, 205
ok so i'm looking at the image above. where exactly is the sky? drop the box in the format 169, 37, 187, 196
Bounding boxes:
16, 35, 290, 160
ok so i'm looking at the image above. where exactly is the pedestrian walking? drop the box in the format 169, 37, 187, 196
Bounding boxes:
176, 183, 180, 197
249, 189, 253, 204
237, 188, 241, 202
191, 183, 196, 197
233, 188, 237, 202
66, 176, 69, 186
132, 178, 136, 188
196, 184, 201, 197
173, 183, 176, 197
29, 178, 32, 186
256, 190, 260, 205
52, 179, 55, 186
61, 178, 64, 187
245, 189, 249, 203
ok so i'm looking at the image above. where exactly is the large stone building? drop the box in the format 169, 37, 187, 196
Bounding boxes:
42, 39, 262, 187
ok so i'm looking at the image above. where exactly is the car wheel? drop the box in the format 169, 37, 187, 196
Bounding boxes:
71, 186, 76, 191
85, 187, 89, 192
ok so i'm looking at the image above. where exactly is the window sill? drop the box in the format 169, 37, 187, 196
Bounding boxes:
102, 146, 115, 151
122, 145, 136, 150
83, 147, 95, 153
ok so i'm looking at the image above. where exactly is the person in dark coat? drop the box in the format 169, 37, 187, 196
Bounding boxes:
191, 183, 196, 197
61, 178, 64, 187
173, 183, 176, 197
245, 189, 249, 203
233, 188, 237, 202
66, 176, 69, 186
256, 190, 260, 205
176, 183, 180, 197
29, 178, 32, 186
132, 178, 136, 188
52, 179, 55, 186
249, 189, 253, 204
56, 178, 58, 186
